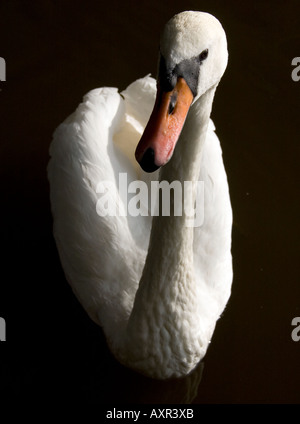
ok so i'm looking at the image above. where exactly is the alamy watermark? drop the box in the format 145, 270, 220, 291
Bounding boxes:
291, 57, 300, 82
0, 57, 6, 81
96, 173, 204, 227
291, 317, 300, 342
0, 317, 6, 341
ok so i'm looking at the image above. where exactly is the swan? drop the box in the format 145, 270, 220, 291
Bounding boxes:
48, 11, 233, 379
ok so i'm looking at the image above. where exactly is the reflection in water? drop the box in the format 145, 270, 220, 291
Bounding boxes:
0, 341, 204, 404
123, 362, 205, 404
84, 342, 204, 404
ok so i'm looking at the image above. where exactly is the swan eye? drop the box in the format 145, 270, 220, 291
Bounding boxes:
199, 49, 209, 62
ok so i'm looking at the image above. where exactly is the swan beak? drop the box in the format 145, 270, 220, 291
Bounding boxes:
135, 77, 194, 173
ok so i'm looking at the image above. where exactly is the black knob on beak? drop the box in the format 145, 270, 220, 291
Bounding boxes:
138, 148, 160, 173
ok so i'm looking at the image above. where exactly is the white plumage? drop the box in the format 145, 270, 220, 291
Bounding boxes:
48, 11, 233, 379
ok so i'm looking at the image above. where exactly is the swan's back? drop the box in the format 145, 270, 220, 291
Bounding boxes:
48, 77, 157, 344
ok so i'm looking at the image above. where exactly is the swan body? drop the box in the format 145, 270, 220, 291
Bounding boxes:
48, 11, 233, 379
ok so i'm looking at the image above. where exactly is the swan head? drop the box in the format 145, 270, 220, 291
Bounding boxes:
135, 11, 228, 172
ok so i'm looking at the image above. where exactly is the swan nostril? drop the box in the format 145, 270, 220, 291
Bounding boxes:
139, 148, 160, 173
168, 92, 178, 115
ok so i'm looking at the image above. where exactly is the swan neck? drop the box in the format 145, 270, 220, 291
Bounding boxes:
123, 86, 217, 378
148, 86, 217, 251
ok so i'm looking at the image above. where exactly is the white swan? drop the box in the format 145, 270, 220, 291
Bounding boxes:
48, 11, 233, 379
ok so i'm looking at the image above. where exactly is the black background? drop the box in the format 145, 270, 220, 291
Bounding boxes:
0, 0, 299, 404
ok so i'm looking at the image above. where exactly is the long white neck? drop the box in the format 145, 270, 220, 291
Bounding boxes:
123, 85, 217, 378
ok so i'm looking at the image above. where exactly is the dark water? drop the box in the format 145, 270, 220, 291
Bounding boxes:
0, 0, 299, 404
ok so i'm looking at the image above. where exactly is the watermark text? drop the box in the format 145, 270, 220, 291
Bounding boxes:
291, 317, 300, 341
0, 57, 6, 81
105, 408, 194, 420
0, 317, 6, 341
291, 57, 300, 82
96, 173, 204, 227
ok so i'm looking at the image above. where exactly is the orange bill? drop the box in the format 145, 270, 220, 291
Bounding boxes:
135, 77, 194, 172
